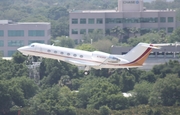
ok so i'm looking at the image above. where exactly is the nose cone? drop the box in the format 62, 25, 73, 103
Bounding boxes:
17, 47, 24, 52
17, 46, 30, 56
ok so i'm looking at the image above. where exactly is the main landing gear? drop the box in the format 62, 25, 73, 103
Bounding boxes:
83, 66, 90, 75
84, 71, 90, 75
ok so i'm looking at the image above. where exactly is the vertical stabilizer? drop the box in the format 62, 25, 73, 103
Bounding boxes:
123, 43, 152, 65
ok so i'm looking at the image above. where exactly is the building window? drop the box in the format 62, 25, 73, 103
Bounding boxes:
166, 52, 173, 58
28, 30, 45, 37
80, 29, 86, 34
140, 17, 158, 23
0, 30, 4, 37
157, 52, 164, 58
8, 40, 24, 47
72, 18, 78, 24
8, 30, 24, 37
168, 27, 173, 33
106, 18, 116, 24
160, 27, 166, 31
0, 40, 4, 47
168, 17, 174, 22
88, 18, 94, 24
72, 29, 78, 34
28, 40, 44, 45
160, 17, 166, 23
88, 29, 94, 33
80, 18, 86, 24
8, 50, 16, 57
122, 18, 140, 23
149, 52, 156, 58
80, 55, 83, 58
97, 18, 103, 24
116, 18, 122, 23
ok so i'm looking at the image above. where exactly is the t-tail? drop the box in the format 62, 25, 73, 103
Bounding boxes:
123, 43, 159, 66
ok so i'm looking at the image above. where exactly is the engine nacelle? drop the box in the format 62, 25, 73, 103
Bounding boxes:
92, 51, 109, 62
107, 56, 120, 63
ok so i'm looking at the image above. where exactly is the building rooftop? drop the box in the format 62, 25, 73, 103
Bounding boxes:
17, 22, 50, 25
0, 20, 50, 25
70, 9, 175, 13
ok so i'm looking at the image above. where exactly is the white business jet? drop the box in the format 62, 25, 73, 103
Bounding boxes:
17, 42, 159, 75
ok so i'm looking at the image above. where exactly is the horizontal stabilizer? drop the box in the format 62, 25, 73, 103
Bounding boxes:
141, 44, 161, 49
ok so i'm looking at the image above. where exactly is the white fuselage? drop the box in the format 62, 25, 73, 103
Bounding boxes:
18, 43, 141, 69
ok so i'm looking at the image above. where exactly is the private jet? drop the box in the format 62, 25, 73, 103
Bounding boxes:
17, 42, 160, 75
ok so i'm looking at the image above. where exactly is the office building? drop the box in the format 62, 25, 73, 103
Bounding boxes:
69, 0, 177, 41
0, 20, 51, 57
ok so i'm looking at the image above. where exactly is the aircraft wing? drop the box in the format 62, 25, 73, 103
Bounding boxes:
66, 59, 100, 66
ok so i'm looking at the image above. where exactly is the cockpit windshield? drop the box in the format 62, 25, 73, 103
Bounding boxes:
29, 43, 35, 47
108, 56, 120, 63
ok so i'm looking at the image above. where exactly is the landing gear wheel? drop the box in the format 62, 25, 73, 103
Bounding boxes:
84, 71, 90, 75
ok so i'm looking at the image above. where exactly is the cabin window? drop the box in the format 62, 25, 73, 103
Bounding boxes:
73, 54, 77, 57
61, 52, 64, 54
80, 55, 83, 58
67, 53, 70, 56
31, 45, 34, 47
54, 51, 57, 53
47, 49, 51, 52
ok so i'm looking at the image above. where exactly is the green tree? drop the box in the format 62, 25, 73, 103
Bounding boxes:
12, 51, 26, 64
132, 81, 153, 105
51, 17, 69, 38
92, 39, 113, 53
168, 27, 180, 42
48, 6, 68, 20
29, 85, 76, 115
76, 44, 96, 51
149, 74, 180, 106
53, 36, 75, 48
99, 106, 111, 115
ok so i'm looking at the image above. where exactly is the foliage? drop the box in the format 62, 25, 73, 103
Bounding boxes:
149, 74, 180, 106
99, 106, 111, 115
52, 36, 75, 48
127, 33, 167, 46
29, 85, 77, 115
0, 77, 38, 114
12, 51, 27, 64
76, 43, 96, 51
1, 0, 180, 114
168, 27, 180, 42
132, 81, 153, 105
76, 76, 128, 110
